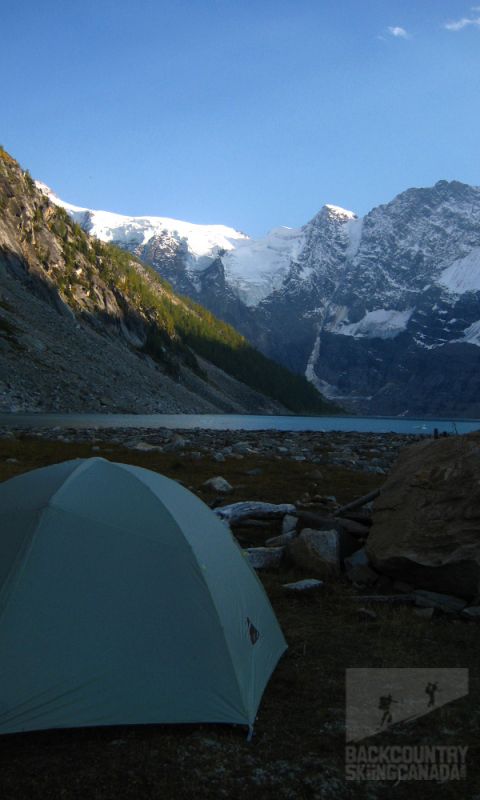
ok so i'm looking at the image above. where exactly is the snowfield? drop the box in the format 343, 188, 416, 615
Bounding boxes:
437, 248, 480, 295
332, 308, 414, 339
35, 182, 248, 258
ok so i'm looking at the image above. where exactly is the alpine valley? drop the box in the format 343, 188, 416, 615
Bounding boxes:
40, 177, 480, 417
0, 148, 336, 415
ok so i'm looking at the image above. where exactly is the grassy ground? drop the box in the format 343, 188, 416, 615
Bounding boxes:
0, 436, 478, 799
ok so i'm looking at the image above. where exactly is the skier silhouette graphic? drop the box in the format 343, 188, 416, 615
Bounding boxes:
425, 682, 440, 708
378, 694, 398, 726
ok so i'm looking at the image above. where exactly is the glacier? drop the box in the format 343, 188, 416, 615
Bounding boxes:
35, 176, 480, 415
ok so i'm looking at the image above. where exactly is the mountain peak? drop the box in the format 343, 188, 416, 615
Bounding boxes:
323, 203, 357, 220
306, 204, 358, 229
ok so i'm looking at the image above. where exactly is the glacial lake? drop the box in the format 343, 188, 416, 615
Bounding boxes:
1, 413, 480, 435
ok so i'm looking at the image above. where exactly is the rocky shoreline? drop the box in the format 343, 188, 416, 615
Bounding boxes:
0, 425, 417, 476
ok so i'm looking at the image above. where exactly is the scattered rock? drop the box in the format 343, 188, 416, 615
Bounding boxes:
287, 528, 340, 579
164, 436, 188, 453
282, 514, 298, 535
232, 441, 251, 455
306, 469, 324, 480
265, 531, 297, 547
129, 440, 155, 451
282, 579, 324, 594
245, 547, 284, 570
344, 548, 369, 572
203, 476, 233, 493
357, 607, 378, 621
461, 606, 480, 621
413, 590, 467, 614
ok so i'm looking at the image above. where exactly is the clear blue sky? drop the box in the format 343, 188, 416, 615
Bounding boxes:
2, 0, 480, 235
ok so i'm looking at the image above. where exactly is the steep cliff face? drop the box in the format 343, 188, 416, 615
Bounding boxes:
0, 150, 335, 414
305, 181, 480, 415
47, 177, 480, 416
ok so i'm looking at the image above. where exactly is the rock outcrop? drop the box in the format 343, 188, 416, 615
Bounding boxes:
0, 148, 332, 414
367, 434, 480, 598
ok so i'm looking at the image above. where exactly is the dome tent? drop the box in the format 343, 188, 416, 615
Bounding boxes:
0, 458, 287, 736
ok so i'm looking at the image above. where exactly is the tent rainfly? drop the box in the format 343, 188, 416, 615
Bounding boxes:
0, 458, 287, 736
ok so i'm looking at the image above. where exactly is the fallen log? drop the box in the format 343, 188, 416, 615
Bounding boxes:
214, 501, 296, 525
333, 488, 381, 517
293, 510, 370, 538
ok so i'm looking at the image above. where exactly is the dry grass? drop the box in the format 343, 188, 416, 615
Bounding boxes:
0, 436, 478, 799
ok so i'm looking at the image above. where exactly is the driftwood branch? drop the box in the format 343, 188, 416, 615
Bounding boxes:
333, 488, 381, 518
214, 501, 296, 525
293, 510, 370, 538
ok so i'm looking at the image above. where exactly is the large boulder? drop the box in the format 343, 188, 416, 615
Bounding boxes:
287, 528, 340, 578
367, 433, 480, 598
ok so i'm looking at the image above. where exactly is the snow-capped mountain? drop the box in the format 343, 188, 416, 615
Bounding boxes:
35, 181, 248, 264
37, 179, 480, 416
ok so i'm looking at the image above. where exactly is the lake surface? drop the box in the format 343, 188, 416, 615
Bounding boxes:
0, 413, 479, 435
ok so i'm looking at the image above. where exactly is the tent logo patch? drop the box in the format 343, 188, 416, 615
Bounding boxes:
247, 618, 260, 645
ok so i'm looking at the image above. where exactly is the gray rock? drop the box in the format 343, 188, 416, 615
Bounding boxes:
232, 441, 251, 455
203, 476, 233, 493
367, 434, 480, 598
129, 441, 161, 452
344, 547, 369, 571
164, 436, 188, 452
413, 590, 467, 614
282, 579, 324, 593
245, 546, 284, 570
282, 514, 298, 535
461, 606, 480, 620
265, 531, 297, 547
357, 608, 378, 621
287, 528, 340, 579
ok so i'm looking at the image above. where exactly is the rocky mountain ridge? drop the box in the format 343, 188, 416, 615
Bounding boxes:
0, 149, 335, 414
45, 178, 480, 416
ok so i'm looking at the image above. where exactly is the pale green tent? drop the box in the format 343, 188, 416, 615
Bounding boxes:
0, 458, 287, 735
